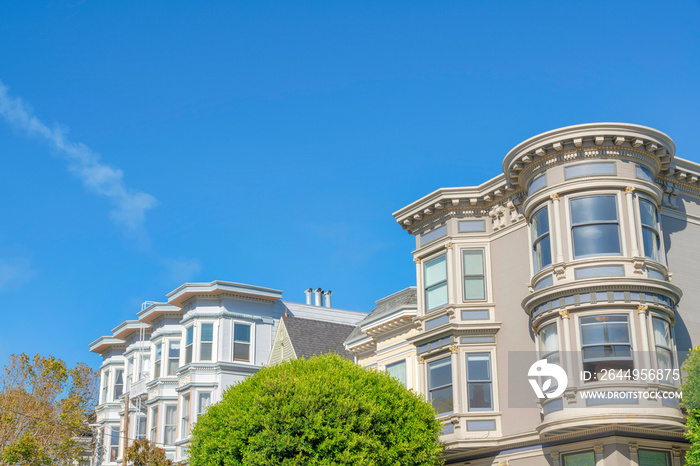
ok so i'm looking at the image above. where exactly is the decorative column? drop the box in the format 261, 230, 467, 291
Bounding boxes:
417, 356, 427, 398
671, 447, 682, 466
629, 443, 639, 464
450, 346, 462, 414
625, 187, 640, 257
637, 305, 652, 370
594, 444, 604, 466
550, 194, 565, 264
550, 452, 561, 466
559, 310, 575, 387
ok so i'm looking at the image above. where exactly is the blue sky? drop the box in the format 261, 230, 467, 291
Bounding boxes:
0, 1, 699, 368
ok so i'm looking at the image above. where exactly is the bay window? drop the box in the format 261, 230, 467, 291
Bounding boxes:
185, 327, 193, 364
233, 323, 251, 362
531, 207, 551, 273
580, 315, 632, 376
570, 195, 621, 258
425, 255, 448, 310
466, 353, 493, 411
200, 323, 214, 361
462, 249, 486, 301
427, 357, 453, 416
640, 198, 662, 262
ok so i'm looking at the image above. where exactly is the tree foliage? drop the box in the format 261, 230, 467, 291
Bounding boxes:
0, 353, 97, 465
125, 440, 173, 466
189, 354, 443, 465
682, 346, 700, 465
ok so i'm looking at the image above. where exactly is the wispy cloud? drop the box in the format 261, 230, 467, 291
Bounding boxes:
0, 257, 34, 292
162, 257, 202, 284
0, 80, 159, 246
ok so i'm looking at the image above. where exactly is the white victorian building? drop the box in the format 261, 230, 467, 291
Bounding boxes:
90, 282, 364, 465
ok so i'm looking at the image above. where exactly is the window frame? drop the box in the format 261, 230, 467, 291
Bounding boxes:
167, 339, 181, 376
638, 449, 672, 466
197, 392, 212, 418
465, 352, 494, 412
638, 197, 663, 264
184, 326, 194, 365
569, 194, 623, 259
652, 316, 674, 380
562, 450, 596, 466
538, 322, 560, 364
233, 322, 253, 363
385, 359, 408, 388
164, 404, 177, 446
149, 406, 159, 444
153, 342, 162, 380
199, 322, 215, 362
424, 253, 448, 311
578, 313, 634, 376
531, 206, 552, 274
462, 248, 487, 302
113, 369, 124, 400
181, 393, 191, 439
101, 370, 109, 403
427, 356, 453, 417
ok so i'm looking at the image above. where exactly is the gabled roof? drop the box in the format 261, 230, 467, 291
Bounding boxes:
282, 315, 356, 360
281, 301, 366, 326
345, 287, 417, 347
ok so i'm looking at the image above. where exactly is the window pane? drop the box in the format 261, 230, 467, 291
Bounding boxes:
636, 165, 655, 183
155, 343, 162, 361
563, 451, 595, 466
532, 207, 549, 238
539, 324, 558, 355
430, 386, 453, 415
169, 341, 180, 358
466, 354, 491, 381
185, 346, 192, 364
463, 250, 484, 275
464, 277, 485, 301
234, 324, 251, 343
565, 162, 615, 179
571, 196, 618, 224
534, 236, 552, 271
233, 342, 250, 362
638, 450, 670, 466
581, 322, 630, 345
428, 358, 452, 388
572, 224, 621, 257
653, 318, 671, 348
642, 229, 659, 261
582, 345, 631, 360
201, 323, 213, 342
198, 393, 211, 416
386, 360, 407, 387
200, 343, 212, 361
656, 347, 672, 372
467, 382, 493, 410
639, 199, 657, 228
528, 173, 547, 195
425, 255, 447, 287
186, 327, 194, 345
426, 282, 448, 310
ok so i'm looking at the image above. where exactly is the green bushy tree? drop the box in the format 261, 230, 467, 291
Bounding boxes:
682, 346, 700, 465
189, 354, 443, 465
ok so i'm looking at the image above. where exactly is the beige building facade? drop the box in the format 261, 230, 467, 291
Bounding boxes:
347, 123, 699, 466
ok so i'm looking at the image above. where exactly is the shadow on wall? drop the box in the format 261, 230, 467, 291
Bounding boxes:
660, 192, 698, 365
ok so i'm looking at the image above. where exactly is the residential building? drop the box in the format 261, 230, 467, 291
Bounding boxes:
90, 281, 364, 465
347, 123, 699, 465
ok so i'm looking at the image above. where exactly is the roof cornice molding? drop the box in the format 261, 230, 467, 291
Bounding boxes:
166, 280, 283, 307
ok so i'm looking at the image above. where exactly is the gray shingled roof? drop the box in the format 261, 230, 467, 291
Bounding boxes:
344, 287, 417, 345
283, 315, 356, 360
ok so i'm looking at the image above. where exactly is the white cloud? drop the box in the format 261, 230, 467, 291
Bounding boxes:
0, 80, 159, 245
0, 257, 34, 292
